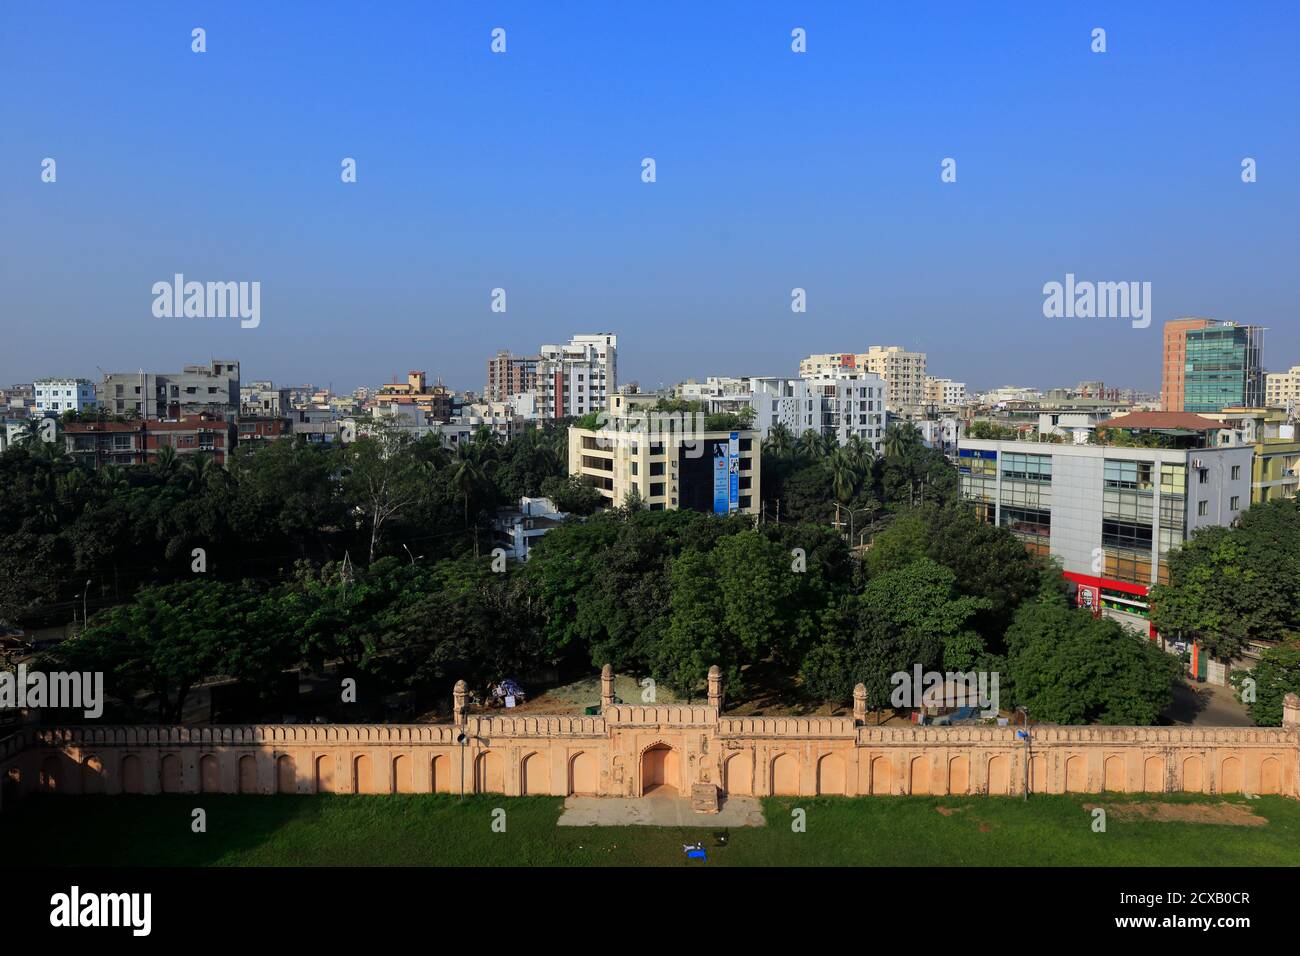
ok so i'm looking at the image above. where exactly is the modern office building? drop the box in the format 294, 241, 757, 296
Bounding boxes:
97, 360, 240, 420
1161, 318, 1265, 413
1183, 322, 1265, 412
33, 378, 97, 415
567, 394, 760, 513
1161, 318, 1215, 411
958, 430, 1252, 635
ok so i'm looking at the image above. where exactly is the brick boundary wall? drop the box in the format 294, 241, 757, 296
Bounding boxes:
2, 671, 1297, 807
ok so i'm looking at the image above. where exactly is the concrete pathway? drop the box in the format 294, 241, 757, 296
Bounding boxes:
558, 793, 766, 828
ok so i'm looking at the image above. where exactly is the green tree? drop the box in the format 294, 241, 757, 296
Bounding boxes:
1005, 600, 1180, 725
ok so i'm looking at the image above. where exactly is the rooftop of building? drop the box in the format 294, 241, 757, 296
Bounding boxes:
1102, 411, 1230, 431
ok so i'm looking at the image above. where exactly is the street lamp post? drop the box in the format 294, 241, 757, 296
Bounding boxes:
1017, 707, 1031, 801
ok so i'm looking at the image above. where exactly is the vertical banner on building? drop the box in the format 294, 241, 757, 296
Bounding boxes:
728, 432, 740, 512
712, 442, 729, 513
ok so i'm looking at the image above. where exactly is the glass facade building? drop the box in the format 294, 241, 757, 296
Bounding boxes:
1183, 323, 1265, 412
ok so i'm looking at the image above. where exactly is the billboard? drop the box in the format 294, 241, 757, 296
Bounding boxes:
712, 442, 729, 513
728, 431, 740, 512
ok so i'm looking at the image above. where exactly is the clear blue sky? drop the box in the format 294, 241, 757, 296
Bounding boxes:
2, 1, 1297, 394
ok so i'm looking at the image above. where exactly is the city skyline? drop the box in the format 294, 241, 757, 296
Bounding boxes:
3, 3, 1297, 392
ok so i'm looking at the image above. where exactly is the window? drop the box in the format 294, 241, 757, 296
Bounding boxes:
1231, 465, 1241, 480
1102, 518, 1153, 552
650, 482, 665, 497
1230, 496, 1240, 510
1104, 459, 1153, 491
649, 461, 664, 476
1197, 501, 1209, 516
1001, 453, 1052, 482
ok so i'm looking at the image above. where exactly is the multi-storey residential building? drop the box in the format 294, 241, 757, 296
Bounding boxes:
492, 496, 568, 562
800, 347, 927, 412
372, 371, 454, 422
1162, 318, 1265, 412
1202, 407, 1300, 504
97, 360, 240, 420
792, 373, 887, 451
748, 374, 887, 451
859, 346, 926, 411
485, 350, 540, 403
924, 376, 967, 407
535, 333, 617, 420
958, 424, 1252, 636
33, 378, 97, 415
240, 381, 292, 417
63, 414, 236, 467
749, 377, 800, 438
1264, 366, 1300, 409
567, 394, 760, 514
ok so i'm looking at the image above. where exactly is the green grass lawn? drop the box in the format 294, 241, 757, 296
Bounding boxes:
10, 792, 1300, 867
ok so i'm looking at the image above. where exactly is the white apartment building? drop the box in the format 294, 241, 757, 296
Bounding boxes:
535, 333, 617, 420
799, 347, 927, 412
924, 376, 967, 407
1265, 366, 1300, 409
750, 373, 887, 452
34, 378, 97, 415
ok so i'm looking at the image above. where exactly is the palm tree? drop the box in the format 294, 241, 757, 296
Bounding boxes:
765, 422, 793, 458
99, 464, 129, 493
797, 429, 825, 461
450, 445, 487, 530
153, 444, 179, 481
825, 447, 858, 504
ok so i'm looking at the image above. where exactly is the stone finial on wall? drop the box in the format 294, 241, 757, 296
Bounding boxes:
453, 679, 468, 725
600, 664, 614, 710
853, 683, 868, 724
1284, 693, 1300, 728
707, 665, 724, 710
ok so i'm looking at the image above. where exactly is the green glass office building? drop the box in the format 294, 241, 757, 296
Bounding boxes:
1183, 323, 1265, 412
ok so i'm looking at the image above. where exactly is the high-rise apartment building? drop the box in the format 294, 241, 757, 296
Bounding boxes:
535, 333, 617, 420
485, 350, 540, 403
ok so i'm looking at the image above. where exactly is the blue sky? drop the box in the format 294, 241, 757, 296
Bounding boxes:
2, 2, 1297, 394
